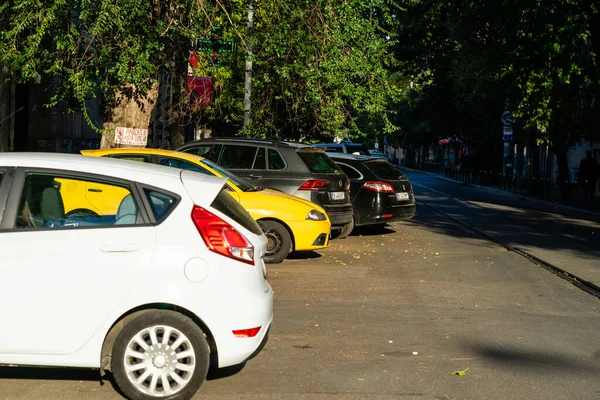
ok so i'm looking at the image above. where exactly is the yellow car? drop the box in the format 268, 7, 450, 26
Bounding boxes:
81, 148, 331, 263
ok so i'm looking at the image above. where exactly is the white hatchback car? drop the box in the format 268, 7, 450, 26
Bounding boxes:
0, 153, 273, 400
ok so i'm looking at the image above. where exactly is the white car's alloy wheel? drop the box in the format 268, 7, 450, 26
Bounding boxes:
112, 311, 209, 400
124, 325, 195, 397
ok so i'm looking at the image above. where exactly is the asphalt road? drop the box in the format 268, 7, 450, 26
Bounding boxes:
1, 177, 600, 400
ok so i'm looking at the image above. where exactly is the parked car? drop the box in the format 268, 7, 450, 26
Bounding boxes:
327, 153, 416, 232
176, 138, 354, 237
82, 148, 332, 263
312, 141, 371, 156
367, 151, 393, 164
0, 153, 272, 400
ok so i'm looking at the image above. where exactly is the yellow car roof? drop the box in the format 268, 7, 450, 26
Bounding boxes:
81, 148, 205, 163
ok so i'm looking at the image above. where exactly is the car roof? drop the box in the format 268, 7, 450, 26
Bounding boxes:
326, 152, 374, 162
0, 152, 222, 185
178, 137, 312, 149
81, 147, 208, 163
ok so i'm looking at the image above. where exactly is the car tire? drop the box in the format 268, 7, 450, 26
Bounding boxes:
259, 220, 292, 264
334, 218, 355, 239
111, 311, 210, 400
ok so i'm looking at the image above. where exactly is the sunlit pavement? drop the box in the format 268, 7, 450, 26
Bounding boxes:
2, 200, 600, 400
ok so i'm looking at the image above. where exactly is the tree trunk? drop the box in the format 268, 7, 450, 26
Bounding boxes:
553, 147, 573, 204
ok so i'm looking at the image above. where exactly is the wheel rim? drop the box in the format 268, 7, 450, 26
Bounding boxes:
265, 230, 283, 256
123, 325, 196, 397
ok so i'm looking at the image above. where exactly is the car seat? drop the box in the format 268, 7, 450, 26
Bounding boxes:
115, 194, 138, 225
40, 186, 65, 227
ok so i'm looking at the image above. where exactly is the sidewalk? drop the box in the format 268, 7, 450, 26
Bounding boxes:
401, 165, 600, 219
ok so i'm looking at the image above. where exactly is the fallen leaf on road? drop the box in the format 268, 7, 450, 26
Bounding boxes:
449, 368, 470, 376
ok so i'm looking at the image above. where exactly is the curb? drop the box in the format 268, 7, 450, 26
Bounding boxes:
399, 166, 600, 218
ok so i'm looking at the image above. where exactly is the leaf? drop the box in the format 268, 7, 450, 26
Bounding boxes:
449, 368, 470, 376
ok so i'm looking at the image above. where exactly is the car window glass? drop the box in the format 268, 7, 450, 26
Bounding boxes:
327, 147, 343, 152
145, 189, 178, 222
364, 160, 405, 180
157, 156, 211, 174
268, 149, 286, 170
297, 150, 341, 173
218, 145, 257, 169
180, 145, 213, 157
108, 155, 149, 163
15, 173, 139, 229
254, 148, 266, 169
200, 159, 256, 192
337, 162, 362, 179
0, 171, 4, 185
347, 144, 370, 155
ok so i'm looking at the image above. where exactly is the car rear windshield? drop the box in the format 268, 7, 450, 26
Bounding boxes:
297, 150, 342, 174
364, 160, 405, 180
211, 188, 263, 235
346, 144, 370, 155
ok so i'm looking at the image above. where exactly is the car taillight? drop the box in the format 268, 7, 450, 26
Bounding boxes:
363, 181, 395, 193
232, 326, 262, 338
298, 179, 330, 190
191, 205, 254, 265
345, 178, 351, 190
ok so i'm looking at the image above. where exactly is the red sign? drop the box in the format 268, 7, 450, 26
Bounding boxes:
187, 76, 213, 110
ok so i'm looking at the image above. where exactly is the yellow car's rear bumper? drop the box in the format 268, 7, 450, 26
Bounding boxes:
287, 219, 331, 251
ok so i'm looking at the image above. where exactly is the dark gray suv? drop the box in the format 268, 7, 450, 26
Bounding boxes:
176, 138, 354, 237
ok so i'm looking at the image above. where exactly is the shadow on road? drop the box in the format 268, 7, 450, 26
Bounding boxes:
0, 365, 103, 382
463, 342, 600, 376
287, 250, 322, 260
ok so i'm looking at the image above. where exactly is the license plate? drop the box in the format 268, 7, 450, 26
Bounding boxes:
330, 191, 345, 200
396, 192, 409, 201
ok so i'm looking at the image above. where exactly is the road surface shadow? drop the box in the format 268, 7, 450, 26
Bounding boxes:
352, 224, 396, 236
287, 250, 322, 260
463, 342, 600, 376
206, 362, 245, 380
0, 365, 102, 382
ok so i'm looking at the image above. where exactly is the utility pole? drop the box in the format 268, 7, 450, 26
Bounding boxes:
242, 0, 253, 137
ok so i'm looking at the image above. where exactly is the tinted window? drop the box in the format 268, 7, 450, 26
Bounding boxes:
0, 171, 4, 185
364, 160, 404, 180
268, 149, 286, 170
200, 159, 257, 192
145, 189, 178, 222
181, 145, 212, 157
15, 173, 138, 229
297, 150, 341, 173
346, 144, 370, 155
108, 155, 149, 163
218, 145, 257, 169
337, 162, 362, 179
157, 156, 210, 174
327, 147, 343, 153
211, 188, 262, 235
254, 148, 266, 169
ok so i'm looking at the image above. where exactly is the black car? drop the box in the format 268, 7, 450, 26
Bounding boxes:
176, 138, 354, 235
327, 153, 416, 233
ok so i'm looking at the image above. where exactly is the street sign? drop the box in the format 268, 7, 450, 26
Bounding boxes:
374, 142, 379, 150
502, 126, 513, 141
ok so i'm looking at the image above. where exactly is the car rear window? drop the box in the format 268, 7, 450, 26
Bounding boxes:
297, 150, 341, 173
210, 188, 263, 235
364, 160, 405, 180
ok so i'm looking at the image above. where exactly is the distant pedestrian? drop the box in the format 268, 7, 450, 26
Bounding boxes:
579, 151, 599, 204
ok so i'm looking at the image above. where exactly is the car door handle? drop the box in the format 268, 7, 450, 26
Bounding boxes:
88, 188, 103, 193
99, 243, 142, 253
248, 174, 262, 179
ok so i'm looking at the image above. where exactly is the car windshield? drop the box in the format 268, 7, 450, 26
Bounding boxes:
364, 160, 405, 180
200, 159, 261, 192
297, 150, 343, 174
